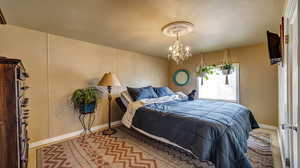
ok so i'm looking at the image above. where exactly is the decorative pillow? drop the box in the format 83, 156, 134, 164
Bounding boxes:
127, 86, 158, 101
187, 89, 197, 101
153, 87, 175, 97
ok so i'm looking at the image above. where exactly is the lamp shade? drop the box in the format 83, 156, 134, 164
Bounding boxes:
98, 72, 121, 87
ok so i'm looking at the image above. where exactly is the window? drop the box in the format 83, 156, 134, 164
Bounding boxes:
197, 64, 240, 103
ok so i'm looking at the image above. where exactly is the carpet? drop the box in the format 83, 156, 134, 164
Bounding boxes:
37, 126, 273, 168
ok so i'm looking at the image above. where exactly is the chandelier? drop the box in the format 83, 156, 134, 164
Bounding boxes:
162, 21, 194, 64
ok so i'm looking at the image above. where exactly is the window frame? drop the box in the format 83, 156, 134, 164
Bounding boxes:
196, 63, 240, 103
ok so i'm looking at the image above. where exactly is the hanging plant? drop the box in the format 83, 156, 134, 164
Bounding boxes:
219, 63, 234, 85
196, 65, 216, 85
220, 63, 234, 75
196, 54, 216, 85
220, 49, 233, 85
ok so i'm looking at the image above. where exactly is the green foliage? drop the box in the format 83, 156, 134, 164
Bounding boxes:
220, 63, 234, 71
196, 65, 216, 80
71, 87, 101, 110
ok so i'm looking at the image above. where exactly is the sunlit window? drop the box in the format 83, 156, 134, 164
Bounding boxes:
197, 64, 240, 103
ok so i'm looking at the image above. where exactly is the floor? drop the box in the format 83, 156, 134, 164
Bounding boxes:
28, 127, 283, 168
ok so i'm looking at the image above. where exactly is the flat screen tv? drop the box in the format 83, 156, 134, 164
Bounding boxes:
266, 31, 282, 65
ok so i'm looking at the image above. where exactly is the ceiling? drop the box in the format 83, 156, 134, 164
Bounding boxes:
0, 0, 283, 57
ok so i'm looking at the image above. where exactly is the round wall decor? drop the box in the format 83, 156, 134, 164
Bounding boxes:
173, 69, 190, 86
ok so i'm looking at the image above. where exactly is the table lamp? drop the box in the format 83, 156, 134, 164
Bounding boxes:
98, 72, 121, 135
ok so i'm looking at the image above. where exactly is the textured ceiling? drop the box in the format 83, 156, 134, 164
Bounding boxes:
0, 0, 283, 57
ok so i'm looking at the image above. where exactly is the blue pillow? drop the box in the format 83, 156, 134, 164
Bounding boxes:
188, 90, 197, 101
127, 86, 158, 101
153, 87, 175, 97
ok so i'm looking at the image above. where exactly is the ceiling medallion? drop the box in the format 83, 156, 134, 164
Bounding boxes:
162, 21, 194, 64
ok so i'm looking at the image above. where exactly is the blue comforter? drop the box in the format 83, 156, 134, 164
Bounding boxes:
132, 99, 259, 168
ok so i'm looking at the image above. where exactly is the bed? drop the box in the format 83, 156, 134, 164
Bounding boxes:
116, 87, 259, 168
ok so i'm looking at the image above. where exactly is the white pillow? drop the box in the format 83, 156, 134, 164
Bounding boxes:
120, 91, 133, 107
176, 91, 188, 100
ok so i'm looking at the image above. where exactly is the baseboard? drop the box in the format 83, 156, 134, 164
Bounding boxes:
29, 120, 122, 149
259, 123, 278, 130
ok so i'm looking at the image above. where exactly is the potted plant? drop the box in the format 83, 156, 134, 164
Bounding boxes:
219, 63, 234, 75
71, 87, 101, 114
219, 63, 234, 85
196, 65, 216, 85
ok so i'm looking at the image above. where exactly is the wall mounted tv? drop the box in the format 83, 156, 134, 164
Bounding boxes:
266, 31, 282, 65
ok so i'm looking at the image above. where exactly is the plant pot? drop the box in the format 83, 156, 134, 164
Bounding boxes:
79, 102, 96, 114
221, 69, 233, 75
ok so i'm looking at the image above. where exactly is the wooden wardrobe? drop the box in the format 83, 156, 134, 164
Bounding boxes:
0, 57, 29, 168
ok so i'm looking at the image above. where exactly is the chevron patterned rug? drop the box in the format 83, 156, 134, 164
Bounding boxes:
37, 126, 273, 168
